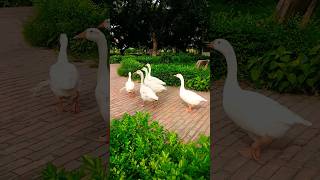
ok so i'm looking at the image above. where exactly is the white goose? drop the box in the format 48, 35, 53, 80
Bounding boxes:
174, 74, 207, 112
120, 72, 135, 97
145, 63, 166, 85
74, 26, 109, 141
135, 70, 158, 107
49, 33, 80, 113
141, 67, 166, 94
207, 39, 312, 160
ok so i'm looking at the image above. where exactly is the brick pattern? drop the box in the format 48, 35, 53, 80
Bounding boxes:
212, 80, 320, 179
0, 7, 106, 178
110, 64, 210, 142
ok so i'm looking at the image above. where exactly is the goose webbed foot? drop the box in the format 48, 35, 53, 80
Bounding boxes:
186, 105, 192, 112
72, 91, 80, 113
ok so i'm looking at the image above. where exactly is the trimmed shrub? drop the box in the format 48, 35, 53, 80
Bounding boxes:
110, 112, 210, 179
117, 57, 210, 91
23, 0, 108, 56
1, 0, 32, 7
41, 112, 210, 179
248, 45, 320, 94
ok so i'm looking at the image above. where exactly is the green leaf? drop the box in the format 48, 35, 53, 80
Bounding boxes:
286, 73, 296, 85
250, 67, 260, 81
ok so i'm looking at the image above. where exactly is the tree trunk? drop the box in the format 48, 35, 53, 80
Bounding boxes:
300, 0, 318, 27
276, 0, 314, 23
152, 32, 158, 56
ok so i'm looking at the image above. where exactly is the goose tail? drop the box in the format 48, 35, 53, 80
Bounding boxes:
30, 80, 49, 96
300, 119, 312, 126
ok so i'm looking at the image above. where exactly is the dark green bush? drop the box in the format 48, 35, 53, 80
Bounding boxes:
1, 0, 32, 7
110, 55, 123, 64
208, 2, 320, 84
117, 57, 210, 91
23, 0, 108, 56
110, 112, 210, 179
248, 45, 320, 94
42, 155, 107, 180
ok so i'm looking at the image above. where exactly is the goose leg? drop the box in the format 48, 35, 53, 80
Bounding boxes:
186, 105, 192, 112
57, 97, 67, 112
72, 91, 80, 113
239, 136, 273, 161
141, 101, 145, 107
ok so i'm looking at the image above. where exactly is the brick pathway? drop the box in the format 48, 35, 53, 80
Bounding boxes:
212, 81, 320, 180
110, 64, 210, 142
0, 7, 106, 179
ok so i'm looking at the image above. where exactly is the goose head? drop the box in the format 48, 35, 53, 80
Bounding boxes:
73, 28, 105, 43
98, 18, 111, 30
59, 33, 68, 46
174, 73, 184, 80
207, 39, 233, 55
146, 63, 151, 69
141, 67, 149, 75
135, 70, 143, 77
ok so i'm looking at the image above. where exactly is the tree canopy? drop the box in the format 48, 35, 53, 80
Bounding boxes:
110, 0, 209, 53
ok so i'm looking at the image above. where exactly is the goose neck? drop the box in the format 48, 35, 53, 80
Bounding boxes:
58, 43, 68, 63
96, 37, 108, 83
224, 49, 240, 89
179, 77, 185, 91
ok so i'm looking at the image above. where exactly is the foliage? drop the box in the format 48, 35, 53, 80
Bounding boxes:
42, 155, 107, 180
23, 0, 109, 56
0, 0, 32, 7
111, 0, 209, 51
110, 112, 210, 179
208, 0, 320, 83
248, 46, 320, 94
118, 57, 210, 91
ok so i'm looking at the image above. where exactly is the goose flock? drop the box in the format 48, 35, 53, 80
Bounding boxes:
30, 17, 312, 161
120, 63, 208, 111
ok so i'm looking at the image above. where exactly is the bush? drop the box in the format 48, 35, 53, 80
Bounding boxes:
248, 46, 320, 94
110, 112, 210, 179
23, 0, 108, 56
208, 2, 320, 84
110, 55, 123, 64
1, 0, 32, 7
42, 155, 107, 179
117, 57, 210, 91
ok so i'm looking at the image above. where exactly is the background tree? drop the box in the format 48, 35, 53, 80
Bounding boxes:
111, 0, 209, 54
276, 0, 318, 26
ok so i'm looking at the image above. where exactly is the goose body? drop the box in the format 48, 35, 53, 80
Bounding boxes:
122, 72, 135, 93
49, 34, 80, 112
135, 70, 158, 103
146, 63, 166, 85
174, 74, 207, 112
141, 67, 166, 93
208, 39, 312, 160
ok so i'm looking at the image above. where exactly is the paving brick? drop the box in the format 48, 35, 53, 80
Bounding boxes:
269, 167, 298, 180
230, 161, 261, 180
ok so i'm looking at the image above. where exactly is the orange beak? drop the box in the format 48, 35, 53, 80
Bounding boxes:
206, 42, 214, 49
73, 31, 86, 39
98, 21, 107, 29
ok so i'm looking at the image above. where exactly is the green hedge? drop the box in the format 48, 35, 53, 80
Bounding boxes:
117, 57, 210, 91
111, 53, 209, 65
110, 112, 210, 179
23, 0, 108, 56
1, 0, 32, 7
248, 45, 320, 94
208, 1, 320, 83
41, 112, 210, 179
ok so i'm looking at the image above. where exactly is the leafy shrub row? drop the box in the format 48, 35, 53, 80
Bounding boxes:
23, 0, 108, 56
41, 112, 210, 179
208, 2, 320, 85
42, 155, 107, 179
117, 57, 210, 91
110, 112, 210, 179
111, 53, 208, 65
248, 45, 320, 94
1, 0, 32, 7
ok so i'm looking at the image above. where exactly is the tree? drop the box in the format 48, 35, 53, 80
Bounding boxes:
111, 0, 209, 53
276, 0, 318, 26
